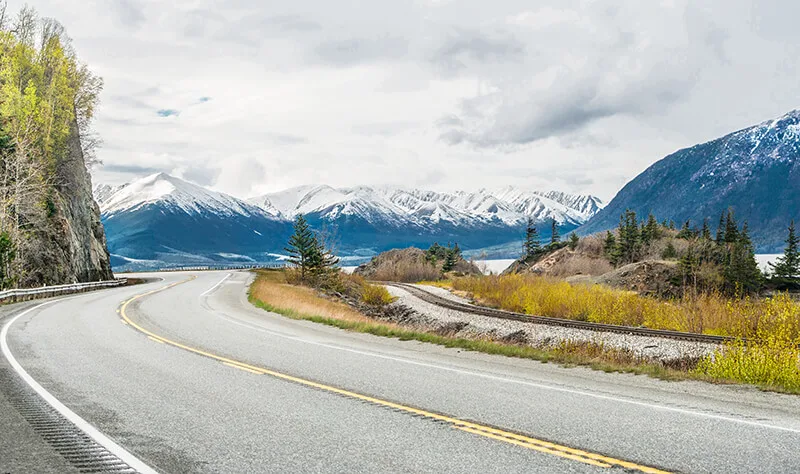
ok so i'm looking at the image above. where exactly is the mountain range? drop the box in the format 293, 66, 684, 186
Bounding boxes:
581, 109, 800, 252
95, 174, 603, 270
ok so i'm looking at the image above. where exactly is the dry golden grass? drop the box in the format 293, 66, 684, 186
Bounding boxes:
549, 254, 614, 277
371, 260, 443, 282
450, 274, 800, 339
249, 270, 372, 323
450, 273, 800, 392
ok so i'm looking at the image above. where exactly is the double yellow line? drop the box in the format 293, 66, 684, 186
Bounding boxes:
119, 278, 669, 473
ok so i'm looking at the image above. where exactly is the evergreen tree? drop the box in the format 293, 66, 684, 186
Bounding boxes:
550, 219, 560, 244
523, 217, 541, 259
662, 240, 678, 260
769, 220, 800, 280
679, 245, 699, 290
604, 231, 617, 263
701, 218, 712, 240
568, 232, 579, 251
676, 220, 693, 239
642, 213, 659, 245
723, 222, 762, 294
715, 211, 725, 244
443, 244, 458, 272
307, 230, 340, 278
285, 215, 317, 282
724, 209, 739, 244
669, 220, 676, 230
614, 210, 641, 265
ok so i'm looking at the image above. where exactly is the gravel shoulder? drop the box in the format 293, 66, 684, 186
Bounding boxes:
386, 285, 720, 363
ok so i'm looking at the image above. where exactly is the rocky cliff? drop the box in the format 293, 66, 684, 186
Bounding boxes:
19, 124, 113, 286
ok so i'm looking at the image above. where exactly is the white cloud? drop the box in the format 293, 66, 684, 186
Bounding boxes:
5, 0, 800, 201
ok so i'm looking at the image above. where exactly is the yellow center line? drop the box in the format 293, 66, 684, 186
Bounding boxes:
118, 277, 670, 474
223, 362, 266, 375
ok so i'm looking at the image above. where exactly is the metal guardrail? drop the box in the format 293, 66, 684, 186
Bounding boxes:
131, 263, 287, 273
0, 279, 128, 304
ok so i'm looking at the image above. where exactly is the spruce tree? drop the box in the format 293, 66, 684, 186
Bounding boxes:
443, 244, 458, 272
715, 211, 725, 244
701, 218, 711, 240
677, 220, 692, 239
662, 240, 678, 260
643, 213, 659, 244
568, 232, 579, 251
285, 215, 317, 282
724, 222, 762, 295
308, 231, 340, 279
604, 231, 617, 263
550, 219, 560, 245
523, 217, 541, 260
769, 220, 800, 280
615, 210, 641, 265
724, 209, 739, 244
679, 245, 699, 290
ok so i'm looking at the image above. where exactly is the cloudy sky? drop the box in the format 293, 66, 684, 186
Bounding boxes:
7, 0, 800, 200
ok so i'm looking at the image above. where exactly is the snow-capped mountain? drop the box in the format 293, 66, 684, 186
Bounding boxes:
250, 185, 603, 228
96, 172, 280, 219
581, 109, 800, 252
94, 173, 291, 270
96, 173, 604, 269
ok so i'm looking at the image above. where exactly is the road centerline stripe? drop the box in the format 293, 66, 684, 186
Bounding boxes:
119, 277, 670, 473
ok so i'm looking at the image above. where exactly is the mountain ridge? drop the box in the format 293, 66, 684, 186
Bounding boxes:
580, 109, 800, 252
95, 174, 604, 269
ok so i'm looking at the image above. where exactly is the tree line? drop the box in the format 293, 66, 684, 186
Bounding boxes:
522, 217, 578, 261
603, 209, 799, 295
0, 3, 102, 288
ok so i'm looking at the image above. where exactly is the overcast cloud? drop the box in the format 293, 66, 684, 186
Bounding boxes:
8, 0, 800, 200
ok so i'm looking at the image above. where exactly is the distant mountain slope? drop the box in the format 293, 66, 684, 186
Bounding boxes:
580, 110, 800, 252
96, 173, 291, 269
97, 174, 604, 268
251, 185, 602, 227
249, 185, 603, 255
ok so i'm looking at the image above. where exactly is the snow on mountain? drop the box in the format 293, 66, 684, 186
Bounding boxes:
93, 183, 128, 206
251, 185, 604, 227
580, 109, 800, 252
97, 173, 280, 219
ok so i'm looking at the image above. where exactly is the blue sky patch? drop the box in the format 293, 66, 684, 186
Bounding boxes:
156, 109, 179, 117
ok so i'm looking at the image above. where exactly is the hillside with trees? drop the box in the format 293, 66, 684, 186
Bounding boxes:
0, 4, 112, 287
580, 110, 800, 252
506, 208, 787, 298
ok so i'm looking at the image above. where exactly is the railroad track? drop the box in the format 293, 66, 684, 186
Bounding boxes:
385, 282, 738, 345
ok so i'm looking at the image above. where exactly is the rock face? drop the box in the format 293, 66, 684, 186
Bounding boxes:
20, 125, 113, 286
580, 110, 800, 252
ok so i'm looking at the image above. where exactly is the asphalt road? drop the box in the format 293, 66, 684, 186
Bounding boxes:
3, 271, 800, 473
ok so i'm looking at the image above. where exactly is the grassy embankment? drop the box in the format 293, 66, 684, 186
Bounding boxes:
249, 269, 800, 393
446, 274, 800, 392
248, 270, 705, 383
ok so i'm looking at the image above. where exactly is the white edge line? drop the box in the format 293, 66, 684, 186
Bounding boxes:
216, 279, 800, 435
200, 273, 232, 297
1, 299, 159, 474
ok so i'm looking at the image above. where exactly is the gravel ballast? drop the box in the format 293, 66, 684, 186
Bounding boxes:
384, 284, 720, 364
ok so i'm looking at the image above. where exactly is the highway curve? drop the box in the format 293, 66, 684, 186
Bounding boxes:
2, 271, 800, 473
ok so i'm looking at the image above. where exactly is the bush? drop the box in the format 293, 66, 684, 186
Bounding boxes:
361, 284, 395, 306
450, 275, 800, 340
371, 260, 443, 283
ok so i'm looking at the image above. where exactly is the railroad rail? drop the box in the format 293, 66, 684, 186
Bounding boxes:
386, 282, 738, 345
